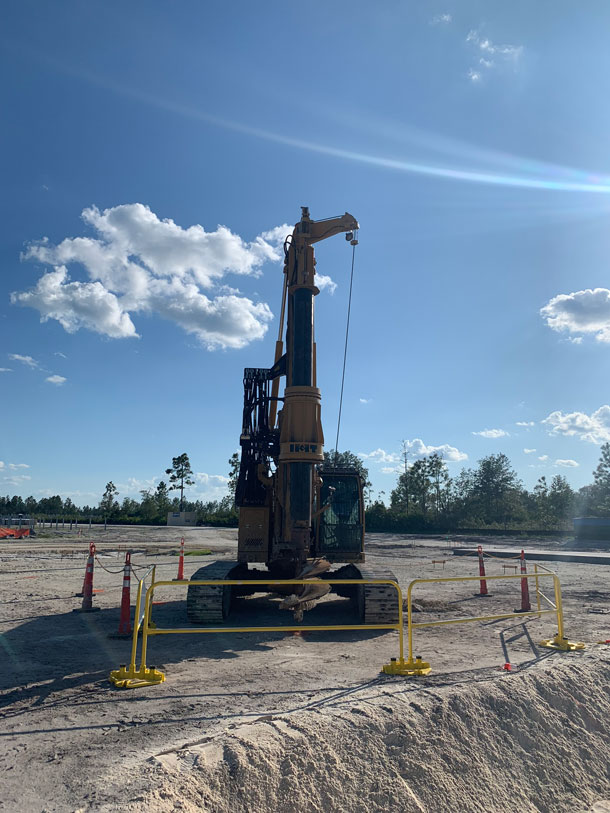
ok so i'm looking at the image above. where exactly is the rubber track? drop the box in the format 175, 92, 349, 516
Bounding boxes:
356, 565, 400, 624
186, 560, 238, 624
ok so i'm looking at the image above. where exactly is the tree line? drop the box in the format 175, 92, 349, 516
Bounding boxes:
365, 443, 610, 533
3, 444, 610, 533
1, 452, 237, 527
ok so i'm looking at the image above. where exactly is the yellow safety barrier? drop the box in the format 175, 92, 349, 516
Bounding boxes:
109, 568, 408, 688
400, 570, 585, 677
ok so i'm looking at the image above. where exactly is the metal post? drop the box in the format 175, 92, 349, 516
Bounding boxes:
406, 582, 414, 663
139, 566, 156, 671
534, 564, 541, 617
554, 574, 565, 640
397, 583, 404, 662
129, 578, 144, 674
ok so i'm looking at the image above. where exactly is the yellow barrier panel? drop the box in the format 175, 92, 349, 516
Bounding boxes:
399, 570, 585, 676
109, 573, 407, 688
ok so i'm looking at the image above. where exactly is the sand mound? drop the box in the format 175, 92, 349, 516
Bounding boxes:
109, 651, 610, 813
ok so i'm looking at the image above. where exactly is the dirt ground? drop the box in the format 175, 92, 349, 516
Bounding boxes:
1, 527, 609, 812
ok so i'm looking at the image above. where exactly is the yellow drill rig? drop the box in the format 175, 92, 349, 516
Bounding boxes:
187, 208, 398, 624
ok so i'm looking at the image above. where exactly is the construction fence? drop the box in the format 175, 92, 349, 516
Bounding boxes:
109, 566, 584, 688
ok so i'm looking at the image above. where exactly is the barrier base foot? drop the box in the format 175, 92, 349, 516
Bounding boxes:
382, 656, 431, 676
514, 608, 532, 614
109, 664, 166, 689
72, 606, 101, 613
539, 634, 585, 652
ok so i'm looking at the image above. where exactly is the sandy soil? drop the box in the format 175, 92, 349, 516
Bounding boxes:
1, 527, 609, 812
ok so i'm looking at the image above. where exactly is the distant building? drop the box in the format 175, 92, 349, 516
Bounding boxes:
573, 517, 610, 541
167, 511, 197, 527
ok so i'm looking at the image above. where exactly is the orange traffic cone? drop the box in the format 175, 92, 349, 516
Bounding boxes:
515, 549, 531, 613
75, 542, 95, 597
474, 545, 491, 597
74, 542, 100, 613
173, 537, 185, 581
109, 552, 132, 637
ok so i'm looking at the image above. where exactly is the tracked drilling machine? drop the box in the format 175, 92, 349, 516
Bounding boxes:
187, 208, 397, 624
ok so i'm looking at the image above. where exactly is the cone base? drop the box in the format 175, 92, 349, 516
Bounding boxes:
382, 657, 431, 676
109, 665, 166, 689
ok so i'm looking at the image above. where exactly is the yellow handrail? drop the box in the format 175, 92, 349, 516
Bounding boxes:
403, 571, 584, 671
110, 576, 406, 688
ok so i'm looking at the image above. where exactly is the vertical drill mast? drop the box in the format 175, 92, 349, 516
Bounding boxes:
277, 207, 359, 570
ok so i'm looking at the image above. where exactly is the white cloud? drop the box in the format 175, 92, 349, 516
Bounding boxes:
363, 439, 467, 464
194, 472, 231, 501
431, 13, 451, 24
14, 267, 138, 339
360, 448, 400, 464
55, 352, 67, 358
2, 474, 31, 486
466, 30, 523, 81
0, 368, 12, 372
8, 463, 29, 470
542, 406, 610, 444
118, 470, 231, 501
467, 30, 523, 60
119, 476, 159, 495
472, 428, 509, 439
8, 354, 39, 368
359, 398, 371, 404
523, 448, 537, 454
538, 455, 549, 462
13, 203, 286, 350
516, 421, 535, 427
555, 459, 579, 468
45, 375, 66, 386
405, 438, 468, 462
314, 273, 337, 294
540, 288, 610, 343
258, 224, 292, 247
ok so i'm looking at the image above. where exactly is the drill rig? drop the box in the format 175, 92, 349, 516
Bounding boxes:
187, 208, 397, 625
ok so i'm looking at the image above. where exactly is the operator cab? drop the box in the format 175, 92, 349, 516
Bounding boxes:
315, 468, 365, 563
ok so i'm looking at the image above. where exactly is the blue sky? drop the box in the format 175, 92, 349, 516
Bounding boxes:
3, 1, 610, 505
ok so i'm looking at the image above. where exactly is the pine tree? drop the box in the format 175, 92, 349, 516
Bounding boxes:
592, 442, 610, 516
548, 474, 575, 524
100, 482, 119, 517
165, 453, 195, 511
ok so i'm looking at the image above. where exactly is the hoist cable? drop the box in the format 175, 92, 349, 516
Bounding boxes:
334, 243, 357, 465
